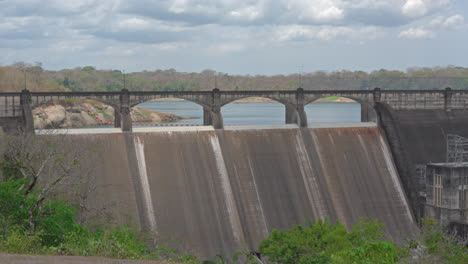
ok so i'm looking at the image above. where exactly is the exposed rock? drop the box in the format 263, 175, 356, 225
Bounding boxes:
33, 100, 187, 129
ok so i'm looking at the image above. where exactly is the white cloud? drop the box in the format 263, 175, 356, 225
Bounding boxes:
275, 24, 381, 41
0, 0, 466, 73
402, 0, 451, 18
229, 5, 263, 21
430, 14, 465, 29
398, 27, 435, 39
285, 0, 344, 23
402, 0, 428, 17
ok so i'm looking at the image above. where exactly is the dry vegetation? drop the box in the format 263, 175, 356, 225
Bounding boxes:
1, 63, 468, 93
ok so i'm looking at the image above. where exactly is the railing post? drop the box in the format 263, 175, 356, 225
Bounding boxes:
114, 107, 121, 128
211, 88, 223, 129
20, 89, 34, 133
296, 88, 307, 127
120, 89, 132, 132
444, 87, 452, 112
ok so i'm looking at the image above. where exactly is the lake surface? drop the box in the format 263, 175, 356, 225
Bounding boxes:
137, 101, 361, 125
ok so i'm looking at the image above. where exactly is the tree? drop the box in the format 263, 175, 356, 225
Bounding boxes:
0, 131, 87, 234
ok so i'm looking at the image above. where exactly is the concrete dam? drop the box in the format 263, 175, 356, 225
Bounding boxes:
59, 124, 418, 258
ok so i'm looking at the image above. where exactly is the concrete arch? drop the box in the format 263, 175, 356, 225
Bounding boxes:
129, 96, 208, 108
220, 95, 296, 108
220, 95, 306, 127
129, 95, 213, 127
305, 95, 378, 123
304, 94, 370, 106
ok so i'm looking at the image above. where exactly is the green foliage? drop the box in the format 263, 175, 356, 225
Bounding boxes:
3, 63, 468, 93
321, 96, 340, 100
0, 179, 31, 238
38, 201, 81, 246
419, 218, 468, 264
2, 228, 45, 254
332, 241, 398, 264
60, 226, 148, 259
63, 98, 77, 104
0, 178, 199, 263
259, 218, 403, 264
96, 107, 110, 117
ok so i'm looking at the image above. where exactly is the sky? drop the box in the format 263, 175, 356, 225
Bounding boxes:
0, 0, 467, 75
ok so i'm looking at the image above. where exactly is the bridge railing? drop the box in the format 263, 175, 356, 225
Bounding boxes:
1, 88, 468, 132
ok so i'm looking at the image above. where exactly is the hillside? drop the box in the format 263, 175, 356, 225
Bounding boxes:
1, 63, 468, 93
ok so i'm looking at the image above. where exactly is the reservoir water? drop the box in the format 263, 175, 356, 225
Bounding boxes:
137, 101, 361, 125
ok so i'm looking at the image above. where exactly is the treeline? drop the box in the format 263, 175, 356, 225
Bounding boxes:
1, 62, 468, 92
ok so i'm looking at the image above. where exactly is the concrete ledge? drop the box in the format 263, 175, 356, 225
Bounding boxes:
133, 126, 215, 133
224, 124, 299, 130
35, 122, 377, 135
35, 128, 123, 135
308, 122, 377, 128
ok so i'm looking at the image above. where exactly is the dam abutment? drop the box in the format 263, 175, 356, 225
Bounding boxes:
376, 106, 468, 224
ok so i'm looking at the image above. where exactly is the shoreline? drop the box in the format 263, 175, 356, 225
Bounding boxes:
152, 97, 356, 104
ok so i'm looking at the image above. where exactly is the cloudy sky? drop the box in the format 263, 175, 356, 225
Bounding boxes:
0, 0, 467, 74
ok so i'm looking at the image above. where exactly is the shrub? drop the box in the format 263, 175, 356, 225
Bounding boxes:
1, 228, 44, 254
419, 218, 468, 264
0, 179, 199, 263
259, 218, 403, 264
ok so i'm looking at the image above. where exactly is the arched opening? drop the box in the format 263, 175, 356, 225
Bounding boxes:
221, 97, 286, 125
305, 96, 377, 124
32, 98, 118, 129
133, 98, 203, 126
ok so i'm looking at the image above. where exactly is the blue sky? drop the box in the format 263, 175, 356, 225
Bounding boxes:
0, 0, 467, 75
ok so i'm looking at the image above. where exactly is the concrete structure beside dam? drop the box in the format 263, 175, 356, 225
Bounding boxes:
50, 124, 418, 258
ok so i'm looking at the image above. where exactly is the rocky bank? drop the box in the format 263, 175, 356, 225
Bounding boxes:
33, 99, 186, 129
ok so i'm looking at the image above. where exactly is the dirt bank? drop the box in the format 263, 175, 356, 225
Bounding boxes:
33, 99, 187, 129
0, 253, 180, 264
232, 96, 356, 103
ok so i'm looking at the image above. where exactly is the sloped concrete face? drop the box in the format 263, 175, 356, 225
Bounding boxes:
58, 126, 418, 258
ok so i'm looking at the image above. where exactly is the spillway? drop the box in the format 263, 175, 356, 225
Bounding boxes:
57, 124, 418, 258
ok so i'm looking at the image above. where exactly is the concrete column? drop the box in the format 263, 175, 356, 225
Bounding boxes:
203, 106, 212, 126
361, 104, 378, 123
444, 87, 452, 112
20, 89, 34, 133
285, 104, 297, 124
114, 107, 121, 128
295, 88, 307, 127
373, 87, 381, 103
120, 89, 132, 132
361, 104, 369, 122
211, 106, 224, 129
211, 88, 224, 129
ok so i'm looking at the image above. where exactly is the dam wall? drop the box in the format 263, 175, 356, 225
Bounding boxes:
377, 107, 468, 220
58, 125, 417, 258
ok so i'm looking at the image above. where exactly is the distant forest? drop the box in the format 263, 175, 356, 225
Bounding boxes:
1, 62, 468, 92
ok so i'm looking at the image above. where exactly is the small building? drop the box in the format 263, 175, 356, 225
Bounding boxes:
425, 162, 468, 226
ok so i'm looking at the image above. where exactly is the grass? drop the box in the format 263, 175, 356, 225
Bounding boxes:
96, 108, 110, 117
321, 96, 340, 100
135, 108, 154, 117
